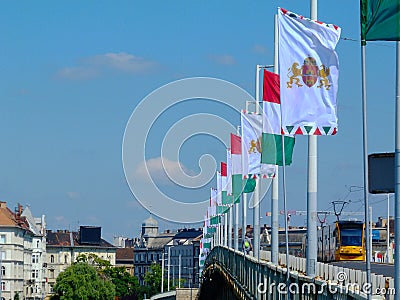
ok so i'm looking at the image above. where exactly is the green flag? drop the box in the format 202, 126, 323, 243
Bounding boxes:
243, 177, 256, 193
361, 0, 400, 42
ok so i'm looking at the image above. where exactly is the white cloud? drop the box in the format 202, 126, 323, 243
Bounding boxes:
88, 53, 157, 73
57, 66, 99, 80
67, 191, 81, 200
209, 54, 235, 65
252, 44, 268, 54
54, 215, 66, 223
135, 157, 194, 185
56, 52, 157, 80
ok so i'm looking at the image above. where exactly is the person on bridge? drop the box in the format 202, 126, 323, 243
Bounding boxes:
242, 234, 253, 255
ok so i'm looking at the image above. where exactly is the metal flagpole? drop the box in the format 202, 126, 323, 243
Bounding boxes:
178, 254, 181, 288
228, 206, 233, 248
161, 252, 165, 293
224, 212, 228, 246
271, 14, 279, 265
361, 31, 372, 300
234, 127, 240, 251
234, 201, 239, 250
387, 194, 391, 263
276, 13, 290, 283
306, 0, 318, 277
253, 64, 261, 260
242, 101, 250, 247
216, 222, 219, 246
395, 40, 400, 295
167, 246, 171, 291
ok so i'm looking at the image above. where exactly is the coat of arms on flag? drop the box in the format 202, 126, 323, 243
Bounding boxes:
287, 56, 331, 90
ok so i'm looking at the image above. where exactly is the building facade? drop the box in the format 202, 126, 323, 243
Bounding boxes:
46, 226, 116, 294
164, 228, 202, 288
21, 206, 47, 299
0, 202, 37, 300
134, 216, 174, 285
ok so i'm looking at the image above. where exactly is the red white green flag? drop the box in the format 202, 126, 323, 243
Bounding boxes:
226, 148, 232, 196
241, 110, 276, 178
278, 8, 341, 136
221, 162, 233, 205
262, 70, 295, 166
231, 133, 242, 203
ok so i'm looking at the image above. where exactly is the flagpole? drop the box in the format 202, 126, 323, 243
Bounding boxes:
234, 127, 240, 251
228, 206, 233, 248
224, 213, 228, 246
306, 0, 318, 277
394, 40, 400, 297
242, 101, 250, 248
276, 14, 291, 284
253, 64, 261, 261
361, 15, 372, 300
271, 14, 279, 266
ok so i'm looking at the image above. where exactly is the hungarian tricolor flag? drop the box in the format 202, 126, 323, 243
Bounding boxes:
231, 133, 242, 203
221, 162, 233, 205
216, 171, 229, 214
241, 110, 276, 178
261, 69, 295, 166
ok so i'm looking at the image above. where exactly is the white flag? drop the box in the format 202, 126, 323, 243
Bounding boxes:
278, 8, 341, 135
241, 111, 276, 178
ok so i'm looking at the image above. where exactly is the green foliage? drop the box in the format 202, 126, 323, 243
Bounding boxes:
53, 262, 115, 300
76, 253, 111, 268
103, 266, 139, 298
13, 292, 20, 300
143, 263, 162, 297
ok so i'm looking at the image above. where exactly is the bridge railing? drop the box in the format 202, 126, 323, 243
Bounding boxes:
204, 246, 394, 300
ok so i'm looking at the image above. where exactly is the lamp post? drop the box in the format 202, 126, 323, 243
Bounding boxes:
178, 254, 181, 288
161, 253, 164, 293
167, 246, 171, 291
387, 194, 392, 263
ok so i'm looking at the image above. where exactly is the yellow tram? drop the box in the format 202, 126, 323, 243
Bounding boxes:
317, 220, 365, 262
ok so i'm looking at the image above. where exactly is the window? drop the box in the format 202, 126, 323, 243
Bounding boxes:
1, 266, 4, 277
32, 270, 39, 279
1, 281, 5, 291
32, 254, 39, 264
1, 251, 5, 260
36, 241, 40, 248
49, 270, 54, 279
50, 255, 54, 263
0, 235, 5, 244
64, 254, 68, 264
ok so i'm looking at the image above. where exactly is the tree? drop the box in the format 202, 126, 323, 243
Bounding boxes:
53, 262, 115, 300
13, 292, 20, 300
103, 267, 140, 299
76, 253, 140, 299
143, 263, 162, 297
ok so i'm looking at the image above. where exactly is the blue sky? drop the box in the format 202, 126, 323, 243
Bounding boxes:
1, 1, 396, 241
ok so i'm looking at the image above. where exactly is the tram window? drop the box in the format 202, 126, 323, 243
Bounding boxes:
340, 229, 362, 246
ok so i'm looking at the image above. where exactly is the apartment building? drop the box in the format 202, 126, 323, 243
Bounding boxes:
21, 206, 47, 299
0, 202, 35, 300
46, 226, 116, 293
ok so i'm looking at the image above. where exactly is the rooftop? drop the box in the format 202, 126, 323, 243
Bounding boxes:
46, 230, 114, 248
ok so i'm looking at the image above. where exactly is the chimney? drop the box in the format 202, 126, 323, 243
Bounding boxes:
18, 203, 23, 215
0, 202, 6, 209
